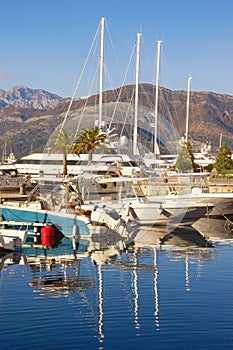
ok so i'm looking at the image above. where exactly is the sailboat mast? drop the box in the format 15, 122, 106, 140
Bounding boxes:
133, 32, 142, 155
185, 76, 192, 143
219, 133, 223, 148
154, 40, 162, 155
99, 17, 105, 128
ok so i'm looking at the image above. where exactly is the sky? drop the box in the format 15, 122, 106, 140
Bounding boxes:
0, 0, 233, 98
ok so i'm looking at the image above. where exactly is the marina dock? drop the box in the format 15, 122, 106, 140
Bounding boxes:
0, 177, 32, 201
0, 174, 233, 202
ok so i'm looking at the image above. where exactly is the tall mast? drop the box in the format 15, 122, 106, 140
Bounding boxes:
154, 40, 162, 155
219, 133, 223, 148
133, 32, 141, 155
185, 76, 192, 143
99, 17, 105, 128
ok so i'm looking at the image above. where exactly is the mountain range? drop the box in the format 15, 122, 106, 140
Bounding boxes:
0, 84, 232, 159
0, 85, 65, 109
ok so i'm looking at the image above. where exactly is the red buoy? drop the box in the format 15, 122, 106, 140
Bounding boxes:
41, 225, 55, 246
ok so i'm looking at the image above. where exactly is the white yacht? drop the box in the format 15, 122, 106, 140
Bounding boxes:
15, 152, 146, 178
0, 152, 17, 176
193, 152, 216, 169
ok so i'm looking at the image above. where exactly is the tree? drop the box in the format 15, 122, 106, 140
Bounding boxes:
48, 128, 73, 176
70, 127, 109, 165
175, 142, 194, 173
186, 141, 198, 172
215, 141, 232, 172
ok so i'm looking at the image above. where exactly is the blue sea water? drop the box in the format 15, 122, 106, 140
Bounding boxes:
1, 229, 233, 350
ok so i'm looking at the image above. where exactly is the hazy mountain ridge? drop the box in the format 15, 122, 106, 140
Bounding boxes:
0, 85, 66, 110
0, 84, 232, 158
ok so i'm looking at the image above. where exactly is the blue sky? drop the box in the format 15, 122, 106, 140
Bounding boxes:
0, 0, 233, 97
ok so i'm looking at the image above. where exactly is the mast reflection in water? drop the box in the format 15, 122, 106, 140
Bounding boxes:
1, 225, 233, 350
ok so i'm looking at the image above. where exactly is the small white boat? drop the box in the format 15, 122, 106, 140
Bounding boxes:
0, 228, 28, 250
95, 176, 213, 227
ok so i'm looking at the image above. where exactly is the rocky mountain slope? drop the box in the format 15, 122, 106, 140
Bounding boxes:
0, 84, 232, 159
0, 85, 66, 110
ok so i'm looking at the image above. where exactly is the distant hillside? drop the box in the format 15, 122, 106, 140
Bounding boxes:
0, 83, 232, 158
58, 84, 233, 152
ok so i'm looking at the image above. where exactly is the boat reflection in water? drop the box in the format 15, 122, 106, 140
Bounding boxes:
0, 224, 218, 343
125, 224, 213, 249
193, 215, 233, 244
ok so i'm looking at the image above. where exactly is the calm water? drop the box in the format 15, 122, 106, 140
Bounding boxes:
1, 224, 233, 350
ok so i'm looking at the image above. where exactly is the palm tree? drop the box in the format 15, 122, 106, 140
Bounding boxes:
70, 127, 108, 165
48, 128, 73, 176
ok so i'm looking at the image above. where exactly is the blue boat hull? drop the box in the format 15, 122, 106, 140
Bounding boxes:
0, 205, 91, 237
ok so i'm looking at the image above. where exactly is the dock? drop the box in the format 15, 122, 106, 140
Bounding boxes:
0, 177, 33, 201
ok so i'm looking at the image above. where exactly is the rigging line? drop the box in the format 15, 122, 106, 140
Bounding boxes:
140, 83, 155, 111
109, 43, 136, 128
74, 62, 100, 138
187, 80, 208, 143
59, 20, 101, 134
81, 33, 100, 97
160, 47, 183, 135
105, 19, 133, 53
138, 84, 161, 150
105, 21, 124, 82
103, 65, 121, 98
120, 88, 135, 139
120, 92, 135, 137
